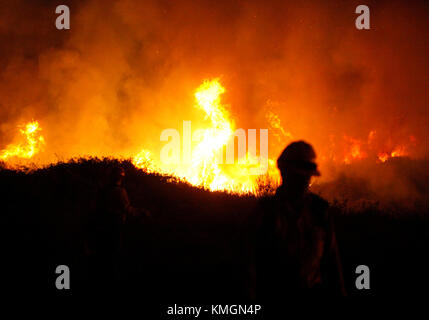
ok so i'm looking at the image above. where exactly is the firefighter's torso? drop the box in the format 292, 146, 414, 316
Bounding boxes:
258, 190, 329, 290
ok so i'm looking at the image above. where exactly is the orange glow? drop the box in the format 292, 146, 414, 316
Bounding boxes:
133, 79, 280, 194
0, 81, 417, 196
378, 146, 408, 163
0, 121, 45, 161
266, 111, 293, 141
343, 137, 367, 164
0, 0, 425, 201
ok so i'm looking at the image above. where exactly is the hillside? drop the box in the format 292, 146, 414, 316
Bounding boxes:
1, 158, 428, 297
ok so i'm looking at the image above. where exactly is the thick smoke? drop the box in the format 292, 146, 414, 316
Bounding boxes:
0, 0, 428, 203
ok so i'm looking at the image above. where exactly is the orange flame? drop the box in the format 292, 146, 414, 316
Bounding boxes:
378, 145, 408, 163
266, 110, 293, 141
1, 121, 45, 161
133, 79, 280, 194
343, 136, 366, 164
0, 86, 417, 195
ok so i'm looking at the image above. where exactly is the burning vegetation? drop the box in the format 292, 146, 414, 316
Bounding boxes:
0, 120, 45, 160
0, 0, 428, 297
0, 78, 421, 200
0, 0, 428, 203
132, 79, 279, 194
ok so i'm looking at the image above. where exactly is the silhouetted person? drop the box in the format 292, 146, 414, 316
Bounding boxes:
88, 165, 150, 289
105, 166, 149, 224
245, 141, 346, 299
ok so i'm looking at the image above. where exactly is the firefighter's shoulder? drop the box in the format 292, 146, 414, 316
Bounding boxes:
308, 192, 330, 223
308, 192, 329, 209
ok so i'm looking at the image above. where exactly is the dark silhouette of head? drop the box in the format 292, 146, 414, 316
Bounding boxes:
110, 166, 125, 186
277, 141, 320, 194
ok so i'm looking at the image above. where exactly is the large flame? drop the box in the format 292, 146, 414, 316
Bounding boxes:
133, 79, 280, 194
0, 80, 417, 195
0, 121, 45, 161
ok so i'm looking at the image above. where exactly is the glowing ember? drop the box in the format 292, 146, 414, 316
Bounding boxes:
378, 152, 390, 163
378, 146, 408, 163
0, 121, 45, 161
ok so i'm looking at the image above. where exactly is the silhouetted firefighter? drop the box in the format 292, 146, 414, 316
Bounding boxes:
245, 141, 346, 299
87, 165, 150, 289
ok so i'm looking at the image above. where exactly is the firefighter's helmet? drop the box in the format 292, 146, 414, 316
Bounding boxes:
277, 140, 321, 176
